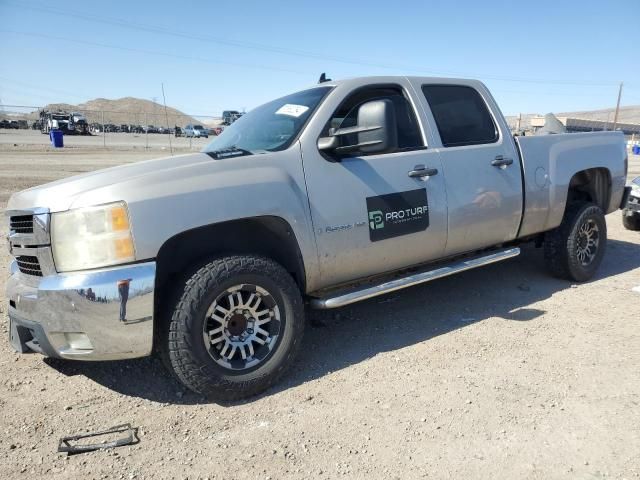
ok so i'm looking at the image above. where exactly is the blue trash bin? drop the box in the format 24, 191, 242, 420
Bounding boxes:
50, 129, 64, 148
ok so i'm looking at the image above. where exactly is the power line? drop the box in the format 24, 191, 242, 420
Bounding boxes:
2, 0, 623, 88
0, 74, 90, 100
0, 29, 624, 101
0, 30, 312, 76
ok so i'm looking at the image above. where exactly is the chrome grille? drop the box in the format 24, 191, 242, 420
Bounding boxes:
10, 215, 34, 234
16, 255, 43, 277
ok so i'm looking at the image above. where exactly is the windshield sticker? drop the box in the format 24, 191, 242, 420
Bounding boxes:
275, 104, 309, 118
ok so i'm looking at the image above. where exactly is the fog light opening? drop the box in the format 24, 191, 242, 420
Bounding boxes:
64, 333, 93, 350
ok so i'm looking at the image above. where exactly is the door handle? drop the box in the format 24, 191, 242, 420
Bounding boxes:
408, 165, 438, 178
491, 155, 513, 167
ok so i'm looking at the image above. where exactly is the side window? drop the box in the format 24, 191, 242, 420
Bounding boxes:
323, 86, 423, 155
421, 85, 498, 147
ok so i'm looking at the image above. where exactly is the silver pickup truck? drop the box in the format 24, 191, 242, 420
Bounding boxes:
6, 76, 629, 400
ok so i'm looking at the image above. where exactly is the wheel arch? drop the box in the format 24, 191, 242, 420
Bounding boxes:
566, 167, 611, 212
154, 216, 307, 297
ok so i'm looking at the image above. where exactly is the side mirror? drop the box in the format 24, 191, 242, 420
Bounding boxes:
317, 99, 397, 156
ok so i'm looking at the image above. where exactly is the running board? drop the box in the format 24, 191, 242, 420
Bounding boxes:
310, 247, 520, 309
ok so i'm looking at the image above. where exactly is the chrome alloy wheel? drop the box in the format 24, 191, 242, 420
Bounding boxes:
203, 284, 281, 371
576, 219, 599, 266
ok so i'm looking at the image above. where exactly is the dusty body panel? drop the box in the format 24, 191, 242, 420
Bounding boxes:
8, 150, 322, 291
298, 77, 448, 288
406, 77, 524, 256
516, 131, 627, 237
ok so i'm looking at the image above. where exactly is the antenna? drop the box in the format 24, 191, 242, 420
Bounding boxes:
318, 73, 332, 84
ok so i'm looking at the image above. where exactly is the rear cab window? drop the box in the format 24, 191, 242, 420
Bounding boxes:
421, 85, 498, 147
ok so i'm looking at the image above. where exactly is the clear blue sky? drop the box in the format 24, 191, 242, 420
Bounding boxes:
1, 0, 639, 117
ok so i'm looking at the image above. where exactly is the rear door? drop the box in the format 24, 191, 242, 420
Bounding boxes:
411, 81, 523, 256
299, 81, 448, 288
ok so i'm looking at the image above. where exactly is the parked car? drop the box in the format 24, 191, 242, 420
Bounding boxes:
222, 110, 243, 126
622, 177, 640, 230
183, 124, 208, 138
69, 113, 89, 135
40, 111, 70, 134
6, 76, 629, 401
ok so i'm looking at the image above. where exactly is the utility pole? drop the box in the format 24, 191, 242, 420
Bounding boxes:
612, 82, 623, 131
161, 83, 173, 155
516, 113, 522, 132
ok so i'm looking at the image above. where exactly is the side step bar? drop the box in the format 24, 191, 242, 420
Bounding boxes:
310, 247, 520, 309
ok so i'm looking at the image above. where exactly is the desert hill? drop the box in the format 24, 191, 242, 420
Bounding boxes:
28, 97, 204, 127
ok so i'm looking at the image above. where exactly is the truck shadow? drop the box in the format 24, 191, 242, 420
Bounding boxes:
44, 238, 640, 405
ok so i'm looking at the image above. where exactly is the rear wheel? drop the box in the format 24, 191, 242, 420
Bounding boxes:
544, 202, 607, 282
163, 255, 304, 401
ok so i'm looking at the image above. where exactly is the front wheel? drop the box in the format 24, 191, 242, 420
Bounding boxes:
163, 255, 304, 401
544, 202, 607, 282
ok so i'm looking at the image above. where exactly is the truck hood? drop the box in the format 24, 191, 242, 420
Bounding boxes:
7, 152, 215, 213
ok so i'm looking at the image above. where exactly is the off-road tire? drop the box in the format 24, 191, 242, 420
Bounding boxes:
622, 212, 640, 231
163, 255, 304, 401
544, 202, 607, 282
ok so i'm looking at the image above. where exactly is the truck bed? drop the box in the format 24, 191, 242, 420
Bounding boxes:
515, 131, 627, 238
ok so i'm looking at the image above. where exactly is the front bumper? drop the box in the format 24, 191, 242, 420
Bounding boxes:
7, 261, 156, 361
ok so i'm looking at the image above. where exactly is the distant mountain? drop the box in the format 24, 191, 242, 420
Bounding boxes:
18, 97, 206, 127
558, 105, 640, 124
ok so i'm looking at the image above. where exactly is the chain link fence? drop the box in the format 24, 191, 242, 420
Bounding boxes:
0, 104, 227, 152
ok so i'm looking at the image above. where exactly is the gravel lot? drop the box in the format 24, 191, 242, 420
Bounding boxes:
0, 128, 210, 151
1, 130, 639, 479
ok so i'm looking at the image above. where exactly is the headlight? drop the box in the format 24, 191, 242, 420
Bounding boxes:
51, 201, 135, 272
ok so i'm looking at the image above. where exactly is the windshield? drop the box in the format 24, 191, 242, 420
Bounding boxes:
194, 125, 204, 130
204, 86, 332, 155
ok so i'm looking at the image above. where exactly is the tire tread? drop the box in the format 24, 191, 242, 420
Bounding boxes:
163, 255, 304, 401
544, 202, 606, 282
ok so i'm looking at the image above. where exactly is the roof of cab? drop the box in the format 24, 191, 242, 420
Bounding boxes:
311, 75, 484, 90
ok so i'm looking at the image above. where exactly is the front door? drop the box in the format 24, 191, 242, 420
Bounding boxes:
300, 82, 448, 289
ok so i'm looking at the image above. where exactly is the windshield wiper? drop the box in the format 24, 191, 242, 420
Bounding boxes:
205, 146, 253, 159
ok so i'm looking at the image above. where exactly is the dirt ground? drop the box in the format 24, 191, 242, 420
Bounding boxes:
0, 131, 639, 479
